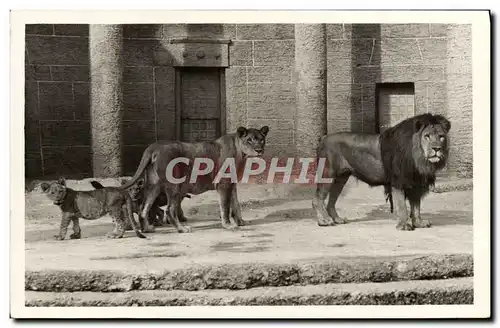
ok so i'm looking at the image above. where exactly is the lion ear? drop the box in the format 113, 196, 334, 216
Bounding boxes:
414, 119, 424, 132
137, 178, 145, 188
237, 126, 248, 138
260, 126, 269, 136
57, 176, 66, 186
40, 182, 50, 193
435, 115, 451, 133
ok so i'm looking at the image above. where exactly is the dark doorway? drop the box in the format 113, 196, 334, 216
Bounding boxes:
175, 67, 226, 142
375, 82, 415, 133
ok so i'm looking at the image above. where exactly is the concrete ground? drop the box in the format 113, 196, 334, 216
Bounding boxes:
24, 177, 473, 305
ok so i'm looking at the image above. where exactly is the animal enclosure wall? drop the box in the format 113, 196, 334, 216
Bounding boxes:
24, 23, 472, 179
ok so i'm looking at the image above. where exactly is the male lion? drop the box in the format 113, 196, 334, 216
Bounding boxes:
313, 113, 451, 231
40, 177, 146, 240
120, 126, 269, 233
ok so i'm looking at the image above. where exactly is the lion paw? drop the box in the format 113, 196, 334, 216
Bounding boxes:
222, 222, 238, 230
69, 233, 81, 240
177, 225, 192, 233
106, 232, 123, 239
414, 219, 432, 228
53, 234, 65, 241
396, 222, 415, 231
333, 217, 348, 224
317, 218, 336, 227
236, 218, 248, 226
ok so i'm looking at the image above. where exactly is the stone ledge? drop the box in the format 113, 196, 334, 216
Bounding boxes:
25, 254, 473, 293
25, 277, 473, 306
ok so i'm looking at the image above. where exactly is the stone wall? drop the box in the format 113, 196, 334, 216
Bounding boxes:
25, 24, 91, 177
325, 23, 472, 176
226, 24, 296, 157
446, 24, 472, 177
326, 24, 449, 134
24, 23, 472, 178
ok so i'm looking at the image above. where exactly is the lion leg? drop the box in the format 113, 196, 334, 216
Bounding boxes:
410, 194, 431, 228
54, 213, 73, 241
230, 184, 246, 226
393, 188, 414, 231
149, 206, 164, 227
107, 209, 126, 239
139, 185, 161, 233
155, 207, 166, 226
178, 203, 189, 222
69, 216, 81, 239
313, 182, 335, 226
121, 204, 133, 231
167, 191, 192, 233
123, 199, 147, 239
217, 184, 237, 230
326, 175, 349, 224
163, 204, 173, 224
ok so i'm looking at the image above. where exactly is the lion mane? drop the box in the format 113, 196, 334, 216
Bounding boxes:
380, 113, 451, 199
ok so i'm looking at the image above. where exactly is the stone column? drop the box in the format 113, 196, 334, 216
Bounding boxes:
446, 24, 472, 177
89, 25, 124, 177
294, 24, 327, 157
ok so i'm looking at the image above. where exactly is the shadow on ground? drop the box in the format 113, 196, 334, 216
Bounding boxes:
25, 192, 471, 243
351, 206, 472, 226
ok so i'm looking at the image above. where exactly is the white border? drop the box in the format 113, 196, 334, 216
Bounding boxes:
10, 10, 491, 319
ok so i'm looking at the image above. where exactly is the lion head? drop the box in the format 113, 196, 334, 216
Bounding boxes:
235, 126, 269, 157
120, 178, 145, 202
40, 177, 68, 205
380, 113, 452, 190
413, 114, 451, 169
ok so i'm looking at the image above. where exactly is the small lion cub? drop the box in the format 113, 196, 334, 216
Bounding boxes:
40, 177, 146, 240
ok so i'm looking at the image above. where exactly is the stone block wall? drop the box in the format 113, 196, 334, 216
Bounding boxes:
226, 24, 296, 157
25, 23, 297, 177
325, 23, 472, 177
25, 24, 91, 177
326, 24, 449, 134
446, 24, 472, 177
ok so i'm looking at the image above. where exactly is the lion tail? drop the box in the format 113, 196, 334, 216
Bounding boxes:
90, 180, 105, 189
384, 185, 394, 213
120, 145, 155, 190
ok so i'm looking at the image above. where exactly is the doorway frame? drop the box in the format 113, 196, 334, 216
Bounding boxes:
174, 67, 227, 141
374, 82, 415, 134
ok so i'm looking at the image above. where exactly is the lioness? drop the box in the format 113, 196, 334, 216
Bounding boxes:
313, 113, 451, 231
41, 177, 146, 240
120, 126, 269, 233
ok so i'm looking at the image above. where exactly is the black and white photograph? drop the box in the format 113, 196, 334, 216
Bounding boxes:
9, 9, 491, 319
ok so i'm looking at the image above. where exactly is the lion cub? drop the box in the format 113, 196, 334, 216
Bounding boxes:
40, 177, 146, 240
90, 178, 191, 230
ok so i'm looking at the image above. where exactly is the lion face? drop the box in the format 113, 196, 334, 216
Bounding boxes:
419, 123, 449, 164
236, 126, 270, 157
121, 178, 145, 202
40, 177, 67, 204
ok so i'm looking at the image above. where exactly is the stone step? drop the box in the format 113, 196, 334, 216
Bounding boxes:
25, 253, 473, 293
25, 277, 473, 306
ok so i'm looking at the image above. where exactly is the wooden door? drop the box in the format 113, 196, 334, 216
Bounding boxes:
377, 83, 415, 133
176, 67, 225, 142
